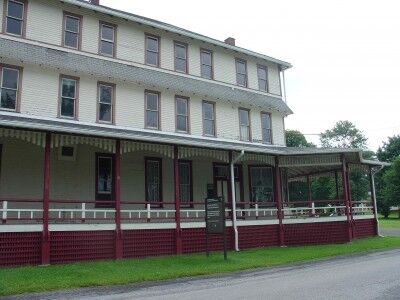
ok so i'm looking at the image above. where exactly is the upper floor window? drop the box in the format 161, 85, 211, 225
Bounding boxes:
202, 101, 216, 137
63, 13, 82, 50
5, 0, 26, 37
239, 108, 251, 141
145, 90, 160, 129
200, 49, 213, 79
174, 42, 188, 73
99, 22, 116, 57
97, 83, 114, 123
59, 76, 78, 119
175, 96, 189, 133
257, 65, 268, 92
145, 34, 160, 67
235, 59, 247, 87
0, 65, 20, 111
261, 112, 272, 144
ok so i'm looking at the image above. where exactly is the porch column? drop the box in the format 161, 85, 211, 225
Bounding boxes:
346, 164, 355, 238
41, 132, 51, 265
114, 140, 122, 259
369, 166, 379, 236
174, 145, 182, 254
274, 156, 284, 246
341, 155, 352, 242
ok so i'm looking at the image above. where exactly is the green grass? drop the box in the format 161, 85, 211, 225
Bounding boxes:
1, 236, 400, 296
379, 213, 400, 228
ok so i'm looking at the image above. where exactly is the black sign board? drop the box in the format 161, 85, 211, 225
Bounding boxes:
205, 197, 227, 260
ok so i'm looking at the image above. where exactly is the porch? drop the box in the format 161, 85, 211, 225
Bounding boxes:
0, 128, 379, 266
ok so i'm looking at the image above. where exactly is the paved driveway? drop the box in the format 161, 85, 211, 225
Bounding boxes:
381, 228, 400, 236
4, 249, 400, 300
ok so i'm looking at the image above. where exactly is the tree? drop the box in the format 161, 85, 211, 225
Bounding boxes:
383, 157, 400, 217
377, 135, 400, 162
320, 120, 368, 149
286, 130, 315, 147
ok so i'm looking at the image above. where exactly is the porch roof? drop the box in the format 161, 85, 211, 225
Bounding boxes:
0, 113, 389, 170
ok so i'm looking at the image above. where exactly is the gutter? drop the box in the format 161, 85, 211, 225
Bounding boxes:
230, 150, 245, 251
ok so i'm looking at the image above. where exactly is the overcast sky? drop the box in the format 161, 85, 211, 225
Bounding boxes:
102, 0, 400, 151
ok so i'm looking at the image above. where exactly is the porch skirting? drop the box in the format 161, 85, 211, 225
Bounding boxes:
0, 218, 376, 266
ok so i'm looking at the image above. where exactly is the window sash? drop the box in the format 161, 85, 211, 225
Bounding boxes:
236, 60, 247, 86
203, 102, 215, 136
146, 36, 159, 66
176, 97, 188, 132
98, 84, 113, 122
6, 0, 24, 36
145, 92, 160, 129
261, 112, 272, 143
239, 109, 250, 141
175, 43, 187, 72
257, 66, 268, 91
101, 24, 115, 42
64, 15, 80, 49
60, 78, 77, 118
0, 67, 19, 111
201, 50, 212, 78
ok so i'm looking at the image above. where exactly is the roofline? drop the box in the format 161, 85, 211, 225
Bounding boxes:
62, 0, 292, 70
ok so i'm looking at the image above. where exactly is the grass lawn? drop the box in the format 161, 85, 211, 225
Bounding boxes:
1, 236, 400, 296
379, 212, 400, 228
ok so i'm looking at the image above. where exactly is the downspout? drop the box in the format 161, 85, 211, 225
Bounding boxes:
230, 150, 245, 251
371, 165, 384, 237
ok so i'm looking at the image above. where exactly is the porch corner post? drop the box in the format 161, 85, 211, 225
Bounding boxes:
341, 155, 352, 242
173, 145, 182, 255
274, 156, 284, 246
41, 132, 51, 265
369, 166, 380, 236
114, 140, 122, 259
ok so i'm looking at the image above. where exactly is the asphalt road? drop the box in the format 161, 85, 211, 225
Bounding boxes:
5, 249, 400, 300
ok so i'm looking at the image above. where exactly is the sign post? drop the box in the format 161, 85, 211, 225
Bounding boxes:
205, 197, 227, 260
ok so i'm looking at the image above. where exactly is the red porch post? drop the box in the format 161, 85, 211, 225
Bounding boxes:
174, 145, 182, 254
114, 140, 122, 259
41, 132, 51, 265
341, 155, 352, 242
274, 156, 284, 246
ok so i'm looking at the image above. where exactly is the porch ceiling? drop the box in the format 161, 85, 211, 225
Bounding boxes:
0, 113, 389, 169
0, 37, 292, 116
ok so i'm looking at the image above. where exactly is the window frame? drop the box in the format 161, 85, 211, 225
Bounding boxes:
0, 63, 22, 112
62, 11, 82, 50
235, 58, 248, 87
202, 100, 216, 137
97, 81, 115, 124
95, 152, 115, 208
178, 160, 193, 208
98, 21, 117, 57
145, 33, 160, 67
145, 156, 163, 208
144, 90, 161, 130
58, 74, 79, 120
248, 165, 275, 207
175, 95, 190, 134
257, 64, 269, 92
3, 0, 27, 37
261, 111, 273, 144
174, 41, 188, 74
238, 107, 251, 142
200, 48, 213, 79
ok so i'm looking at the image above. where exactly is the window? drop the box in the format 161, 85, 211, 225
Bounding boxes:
0, 66, 20, 111
5, 0, 26, 36
99, 22, 116, 57
200, 49, 213, 79
145, 91, 160, 129
235, 59, 247, 87
175, 96, 189, 133
63, 13, 81, 49
145, 34, 159, 66
59, 76, 78, 119
97, 83, 114, 123
249, 166, 274, 204
202, 101, 215, 136
239, 108, 251, 141
174, 42, 188, 73
58, 145, 76, 161
179, 161, 192, 207
145, 157, 162, 207
96, 153, 114, 208
257, 65, 268, 92
261, 112, 272, 144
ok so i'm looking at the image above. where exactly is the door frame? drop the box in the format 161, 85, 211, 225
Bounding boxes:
212, 162, 244, 205
95, 152, 115, 208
